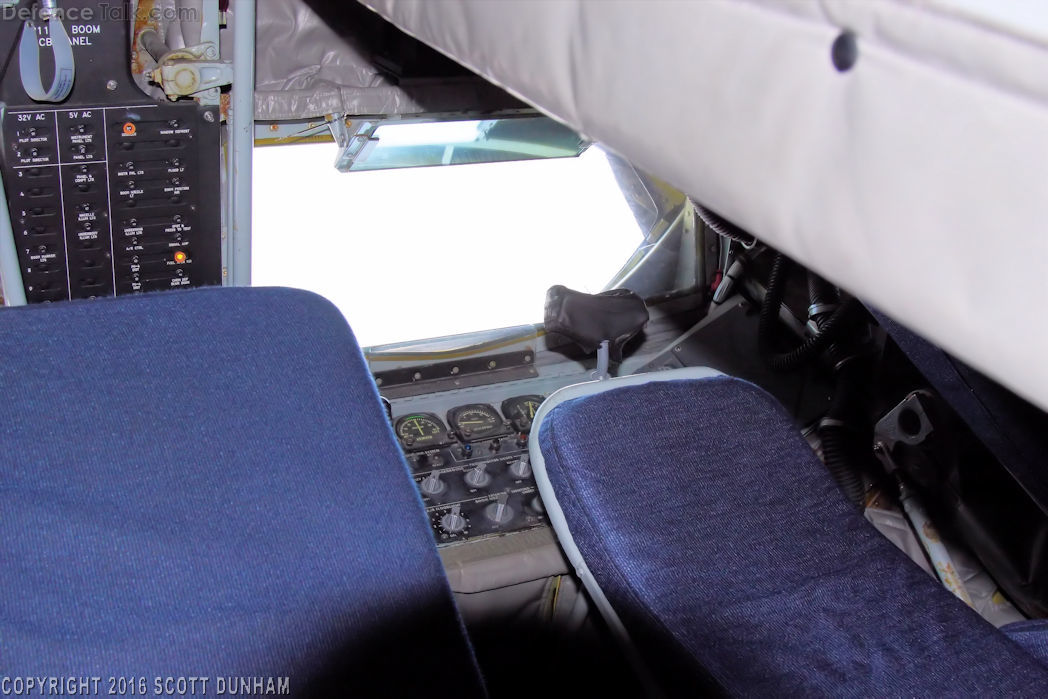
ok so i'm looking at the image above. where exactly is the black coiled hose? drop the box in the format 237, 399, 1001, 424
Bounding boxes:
819, 357, 871, 507
758, 253, 859, 372
757, 252, 871, 506
693, 203, 757, 248
807, 272, 839, 315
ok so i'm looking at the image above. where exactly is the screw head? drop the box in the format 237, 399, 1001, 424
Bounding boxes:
106, 80, 118, 91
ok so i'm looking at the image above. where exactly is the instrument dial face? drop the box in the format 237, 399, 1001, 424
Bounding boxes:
395, 413, 448, 450
501, 395, 544, 431
448, 403, 505, 441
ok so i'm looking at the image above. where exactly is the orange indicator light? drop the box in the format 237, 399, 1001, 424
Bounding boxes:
173, 251, 187, 264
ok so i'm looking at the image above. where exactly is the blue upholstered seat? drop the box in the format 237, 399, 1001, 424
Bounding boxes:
533, 374, 1048, 695
0, 288, 484, 696
1004, 620, 1048, 669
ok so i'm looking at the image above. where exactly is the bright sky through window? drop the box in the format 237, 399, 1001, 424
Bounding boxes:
252, 143, 642, 348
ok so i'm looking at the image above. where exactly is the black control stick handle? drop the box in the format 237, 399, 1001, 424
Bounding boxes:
544, 285, 649, 365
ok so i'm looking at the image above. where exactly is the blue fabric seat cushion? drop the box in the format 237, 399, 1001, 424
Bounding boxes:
1004, 620, 1048, 670
538, 376, 1048, 695
0, 287, 483, 697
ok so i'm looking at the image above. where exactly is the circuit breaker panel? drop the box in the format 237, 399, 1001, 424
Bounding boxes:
0, 1, 222, 303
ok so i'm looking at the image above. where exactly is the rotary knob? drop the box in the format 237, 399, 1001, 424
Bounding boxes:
485, 493, 515, 525
419, 471, 446, 496
528, 495, 545, 515
440, 504, 467, 534
509, 455, 532, 479
464, 464, 491, 489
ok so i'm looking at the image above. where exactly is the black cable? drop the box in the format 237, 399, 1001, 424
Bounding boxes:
771, 299, 859, 371
757, 252, 791, 358
807, 271, 839, 316
693, 203, 757, 248
758, 252, 859, 372
757, 253, 871, 505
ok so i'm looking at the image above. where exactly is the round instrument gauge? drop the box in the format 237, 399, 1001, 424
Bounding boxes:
448, 403, 507, 441
501, 395, 544, 432
395, 413, 449, 450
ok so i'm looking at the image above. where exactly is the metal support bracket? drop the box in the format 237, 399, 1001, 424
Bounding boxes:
149, 42, 230, 105
328, 115, 376, 171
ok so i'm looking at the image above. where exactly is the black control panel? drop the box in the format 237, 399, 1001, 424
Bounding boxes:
394, 396, 548, 546
0, 0, 222, 303
4, 103, 220, 301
